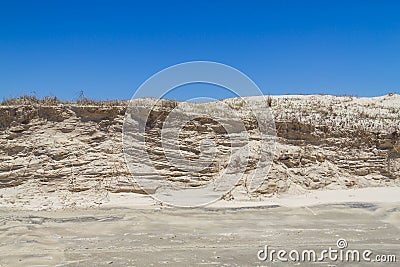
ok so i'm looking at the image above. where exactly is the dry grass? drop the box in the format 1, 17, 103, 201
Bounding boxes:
1, 95, 60, 106
1, 95, 127, 107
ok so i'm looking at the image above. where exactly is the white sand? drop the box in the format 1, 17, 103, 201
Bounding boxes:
2, 179, 399, 210
208, 186, 400, 209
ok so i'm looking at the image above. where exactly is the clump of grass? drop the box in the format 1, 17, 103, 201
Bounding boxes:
267, 95, 272, 107
227, 99, 246, 110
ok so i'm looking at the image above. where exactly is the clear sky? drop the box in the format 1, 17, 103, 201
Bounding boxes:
0, 0, 399, 101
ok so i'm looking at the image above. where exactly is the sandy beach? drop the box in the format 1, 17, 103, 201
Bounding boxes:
0, 187, 399, 266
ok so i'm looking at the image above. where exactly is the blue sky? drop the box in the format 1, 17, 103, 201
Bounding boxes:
0, 0, 399, 101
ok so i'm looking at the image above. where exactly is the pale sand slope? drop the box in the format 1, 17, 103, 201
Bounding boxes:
1, 178, 399, 211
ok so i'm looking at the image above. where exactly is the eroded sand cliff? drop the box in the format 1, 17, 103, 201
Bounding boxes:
0, 94, 399, 209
